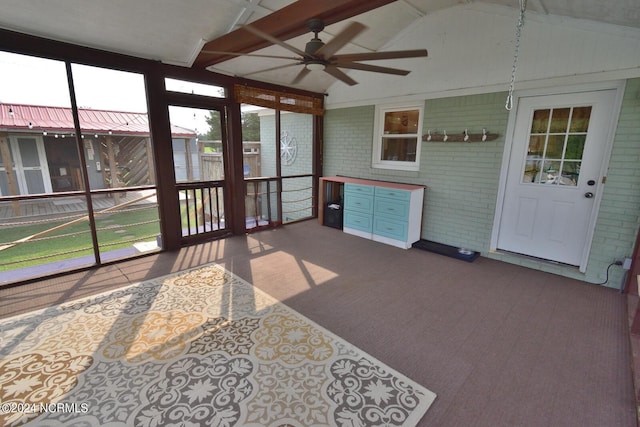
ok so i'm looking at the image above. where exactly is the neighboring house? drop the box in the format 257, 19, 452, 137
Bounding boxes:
0, 103, 196, 196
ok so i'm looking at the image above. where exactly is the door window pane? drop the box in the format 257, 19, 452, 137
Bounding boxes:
530, 109, 550, 133
281, 112, 313, 223
565, 135, 586, 160
527, 135, 546, 155
522, 105, 591, 186
545, 135, 565, 159
17, 138, 40, 167
569, 107, 592, 132
170, 106, 227, 238
169, 106, 212, 183
549, 108, 570, 132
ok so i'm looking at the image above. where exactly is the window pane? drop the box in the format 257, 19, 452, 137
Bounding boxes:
549, 108, 570, 132
383, 110, 419, 134
531, 109, 550, 133
381, 137, 417, 162
281, 112, 312, 175
545, 135, 566, 159
540, 160, 562, 184
71, 64, 152, 190
565, 135, 586, 160
165, 78, 225, 98
569, 106, 591, 132
169, 106, 214, 182
527, 135, 546, 156
0, 52, 73, 197
71, 64, 160, 262
0, 196, 95, 283
561, 161, 580, 186
91, 190, 161, 262
523, 158, 542, 183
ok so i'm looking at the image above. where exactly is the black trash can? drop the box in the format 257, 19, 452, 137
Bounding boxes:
324, 203, 343, 229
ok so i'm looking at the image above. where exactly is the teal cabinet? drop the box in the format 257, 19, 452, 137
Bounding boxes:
342, 179, 424, 249
344, 183, 374, 234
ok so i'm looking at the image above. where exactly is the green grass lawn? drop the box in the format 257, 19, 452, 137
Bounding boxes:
0, 207, 160, 271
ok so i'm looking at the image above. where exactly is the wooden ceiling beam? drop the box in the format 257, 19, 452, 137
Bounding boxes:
193, 0, 398, 69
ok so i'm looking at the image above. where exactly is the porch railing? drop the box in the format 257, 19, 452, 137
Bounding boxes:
177, 180, 226, 238
244, 174, 315, 230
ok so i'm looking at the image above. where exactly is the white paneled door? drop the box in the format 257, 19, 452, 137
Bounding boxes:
497, 89, 618, 267
9, 135, 52, 195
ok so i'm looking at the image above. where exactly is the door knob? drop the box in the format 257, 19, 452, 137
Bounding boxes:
584, 192, 594, 198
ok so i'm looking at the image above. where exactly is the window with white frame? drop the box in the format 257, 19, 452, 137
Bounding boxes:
372, 103, 423, 171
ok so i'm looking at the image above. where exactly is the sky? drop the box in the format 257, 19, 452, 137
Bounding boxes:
0, 51, 211, 133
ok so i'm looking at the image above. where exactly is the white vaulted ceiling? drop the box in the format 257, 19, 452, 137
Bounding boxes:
0, 0, 638, 93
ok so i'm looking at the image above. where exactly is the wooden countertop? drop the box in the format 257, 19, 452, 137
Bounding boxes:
320, 176, 426, 191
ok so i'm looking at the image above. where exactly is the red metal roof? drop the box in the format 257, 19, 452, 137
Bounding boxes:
0, 102, 196, 137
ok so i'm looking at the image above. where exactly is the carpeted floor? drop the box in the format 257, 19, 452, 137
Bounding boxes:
0, 220, 636, 426
0, 262, 435, 426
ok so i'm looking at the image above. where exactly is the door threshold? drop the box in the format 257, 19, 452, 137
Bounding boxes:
489, 249, 582, 272
487, 249, 585, 281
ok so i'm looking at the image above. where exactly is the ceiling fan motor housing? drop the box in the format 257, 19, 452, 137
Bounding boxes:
305, 37, 325, 56
305, 19, 326, 56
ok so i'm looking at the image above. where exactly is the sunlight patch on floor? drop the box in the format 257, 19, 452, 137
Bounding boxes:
250, 251, 338, 298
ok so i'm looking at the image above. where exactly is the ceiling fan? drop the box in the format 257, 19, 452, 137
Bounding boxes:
202, 19, 428, 86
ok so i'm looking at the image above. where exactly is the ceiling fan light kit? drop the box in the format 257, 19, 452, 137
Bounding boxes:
306, 61, 326, 71
225, 18, 427, 86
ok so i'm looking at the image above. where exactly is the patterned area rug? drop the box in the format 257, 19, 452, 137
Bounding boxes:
0, 263, 436, 426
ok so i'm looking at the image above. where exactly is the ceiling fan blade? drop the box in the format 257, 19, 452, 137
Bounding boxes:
240, 62, 302, 77
333, 62, 410, 76
241, 24, 307, 57
201, 50, 300, 61
314, 21, 367, 58
291, 67, 311, 85
324, 65, 358, 86
333, 49, 428, 62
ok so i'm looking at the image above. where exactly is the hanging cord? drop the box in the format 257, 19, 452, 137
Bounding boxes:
505, 0, 527, 110
596, 260, 625, 286
596, 262, 617, 286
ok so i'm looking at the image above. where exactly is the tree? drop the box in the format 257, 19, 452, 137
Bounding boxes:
205, 110, 222, 140
204, 110, 260, 141
241, 112, 260, 141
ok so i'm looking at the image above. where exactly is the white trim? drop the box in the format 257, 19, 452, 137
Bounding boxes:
579, 81, 626, 271
371, 102, 423, 172
490, 80, 626, 272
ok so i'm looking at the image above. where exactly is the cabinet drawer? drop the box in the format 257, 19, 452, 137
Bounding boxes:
374, 197, 410, 220
345, 193, 374, 213
373, 216, 408, 241
344, 211, 373, 233
345, 183, 374, 196
374, 187, 410, 201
